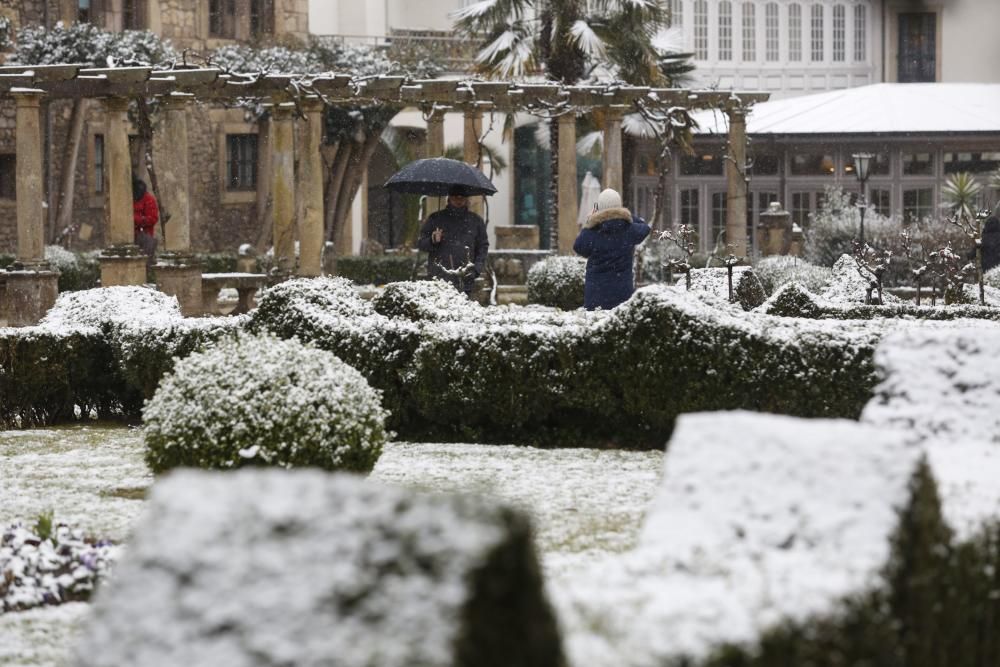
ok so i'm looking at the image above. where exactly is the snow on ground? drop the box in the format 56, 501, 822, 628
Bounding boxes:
1, 431, 663, 667
0, 425, 150, 541
371, 442, 664, 576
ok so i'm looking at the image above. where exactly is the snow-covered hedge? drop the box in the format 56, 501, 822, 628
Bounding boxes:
44, 246, 100, 292
337, 255, 419, 286
372, 279, 482, 321
688, 266, 767, 310
753, 255, 833, 296
1, 520, 118, 613
0, 288, 245, 428
551, 409, 1000, 666
526, 256, 586, 310
143, 335, 388, 473
760, 282, 1000, 321
74, 469, 563, 667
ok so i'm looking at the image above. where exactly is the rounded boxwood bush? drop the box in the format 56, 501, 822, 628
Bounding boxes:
143, 334, 388, 474
372, 279, 480, 321
526, 256, 586, 310
754, 255, 833, 296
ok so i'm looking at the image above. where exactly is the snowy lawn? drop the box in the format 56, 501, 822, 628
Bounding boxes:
0, 427, 663, 666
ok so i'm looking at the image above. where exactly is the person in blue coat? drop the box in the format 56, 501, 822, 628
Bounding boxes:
573, 188, 651, 310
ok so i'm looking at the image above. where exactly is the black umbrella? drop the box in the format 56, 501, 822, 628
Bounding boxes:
384, 157, 498, 197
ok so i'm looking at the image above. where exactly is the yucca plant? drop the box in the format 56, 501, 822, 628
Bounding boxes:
942, 172, 983, 221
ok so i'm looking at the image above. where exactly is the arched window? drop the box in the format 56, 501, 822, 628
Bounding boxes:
789, 3, 802, 62
833, 5, 845, 62
810, 4, 824, 62
765, 2, 779, 61
719, 1, 733, 61
742, 2, 756, 61
854, 4, 867, 62
694, 0, 708, 59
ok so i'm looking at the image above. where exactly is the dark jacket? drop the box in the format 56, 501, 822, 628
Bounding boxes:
417, 205, 489, 293
573, 206, 651, 310
982, 217, 1000, 273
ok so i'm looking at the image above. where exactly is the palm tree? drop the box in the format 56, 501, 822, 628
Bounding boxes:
941, 172, 983, 221
453, 1, 691, 247
453, 0, 683, 86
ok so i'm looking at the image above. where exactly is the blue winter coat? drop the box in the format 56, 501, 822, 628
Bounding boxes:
573, 207, 651, 310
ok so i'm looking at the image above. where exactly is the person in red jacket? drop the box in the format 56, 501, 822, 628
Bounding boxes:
133, 177, 159, 258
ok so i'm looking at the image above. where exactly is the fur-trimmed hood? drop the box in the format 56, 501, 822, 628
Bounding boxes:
585, 206, 632, 229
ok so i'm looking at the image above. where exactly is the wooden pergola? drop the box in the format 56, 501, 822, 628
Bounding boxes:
0, 63, 767, 323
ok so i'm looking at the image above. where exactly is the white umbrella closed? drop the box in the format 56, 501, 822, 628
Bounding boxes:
577, 171, 602, 227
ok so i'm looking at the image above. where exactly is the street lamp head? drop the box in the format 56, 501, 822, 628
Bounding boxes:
851, 152, 875, 183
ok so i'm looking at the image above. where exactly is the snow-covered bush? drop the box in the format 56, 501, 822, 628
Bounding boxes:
561, 410, 1000, 667
40, 286, 181, 330
250, 277, 373, 338
526, 256, 586, 310
143, 334, 388, 474
44, 246, 100, 292
760, 281, 1000, 322
688, 266, 767, 310
11, 23, 175, 67
74, 469, 562, 667
754, 255, 833, 295
819, 255, 904, 305
1, 519, 118, 613
372, 279, 481, 321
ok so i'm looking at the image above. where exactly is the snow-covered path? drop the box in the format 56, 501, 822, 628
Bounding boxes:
1, 427, 663, 666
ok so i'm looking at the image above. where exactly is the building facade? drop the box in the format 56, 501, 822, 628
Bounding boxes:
0, 0, 309, 254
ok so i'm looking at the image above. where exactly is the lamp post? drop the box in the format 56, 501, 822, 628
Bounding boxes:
851, 152, 874, 245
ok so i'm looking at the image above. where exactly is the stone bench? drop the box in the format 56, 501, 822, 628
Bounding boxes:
201, 273, 269, 316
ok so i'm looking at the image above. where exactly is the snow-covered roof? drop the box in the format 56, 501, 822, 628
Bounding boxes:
693, 83, 1000, 136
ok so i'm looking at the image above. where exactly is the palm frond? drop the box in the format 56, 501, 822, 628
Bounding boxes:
569, 19, 607, 58
451, 0, 532, 33
941, 172, 983, 220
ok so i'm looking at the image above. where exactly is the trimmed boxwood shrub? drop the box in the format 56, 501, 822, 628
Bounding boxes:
143, 334, 388, 474
689, 266, 767, 310
44, 246, 100, 292
372, 279, 481, 322
336, 254, 421, 285
700, 460, 1000, 667
248, 277, 421, 429
754, 255, 833, 296
761, 282, 1000, 321
0, 326, 125, 427
526, 256, 586, 310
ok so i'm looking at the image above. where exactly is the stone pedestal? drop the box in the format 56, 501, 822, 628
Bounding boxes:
100, 247, 148, 287
5, 268, 59, 327
757, 202, 793, 256
494, 225, 540, 250
155, 254, 203, 317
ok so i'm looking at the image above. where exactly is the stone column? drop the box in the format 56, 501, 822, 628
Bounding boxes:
602, 107, 625, 194
726, 106, 749, 259
154, 93, 202, 316
424, 108, 446, 218
100, 96, 147, 286
463, 108, 484, 218
557, 113, 579, 255
297, 99, 325, 277
6, 90, 58, 326
271, 104, 296, 275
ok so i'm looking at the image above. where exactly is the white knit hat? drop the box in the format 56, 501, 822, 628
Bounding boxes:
595, 188, 622, 211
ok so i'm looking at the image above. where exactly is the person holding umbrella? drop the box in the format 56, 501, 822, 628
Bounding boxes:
417, 185, 489, 295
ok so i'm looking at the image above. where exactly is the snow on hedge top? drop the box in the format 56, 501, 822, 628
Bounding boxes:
527, 255, 586, 284
39, 286, 181, 330
820, 254, 902, 304
626, 412, 919, 661
72, 469, 518, 667
862, 326, 1000, 444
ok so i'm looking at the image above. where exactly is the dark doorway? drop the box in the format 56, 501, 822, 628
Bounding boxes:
898, 12, 936, 82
